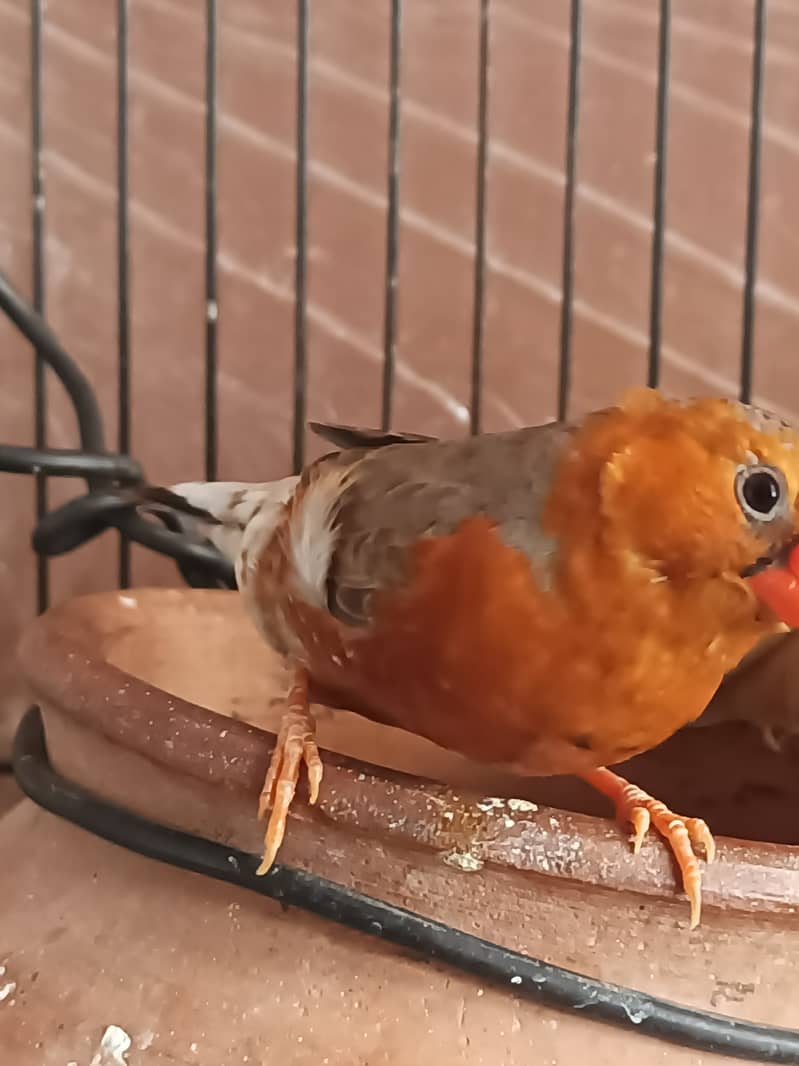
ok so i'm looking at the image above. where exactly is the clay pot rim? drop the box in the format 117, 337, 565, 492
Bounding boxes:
16, 587, 799, 916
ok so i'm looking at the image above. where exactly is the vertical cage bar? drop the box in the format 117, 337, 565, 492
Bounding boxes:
647, 0, 671, 389
31, 0, 48, 612
204, 0, 219, 481
470, 0, 490, 436
380, 0, 403, 431
557, 0, 582, 422
292, 0, 310, 473
740, 0, 767, 404
116, 0, 131, 587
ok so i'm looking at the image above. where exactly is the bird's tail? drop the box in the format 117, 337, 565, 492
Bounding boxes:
141, 477, 300, 564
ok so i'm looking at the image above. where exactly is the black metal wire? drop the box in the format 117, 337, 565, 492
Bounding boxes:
32, 490, 155, 556
204, 0, 219, 482
380, 0, 403, 431
647, 0, 671, 389
740, 0, 767, 404
292, 0, 310, 473
0, 272, 235, 585
470, 0, 490, 436
0, 445, 141, 481
12, 705, 799, 1064
557, 0, 582, 422
1, 273, 106, 455
31, 0, 47, 612
117, 0, 131, 587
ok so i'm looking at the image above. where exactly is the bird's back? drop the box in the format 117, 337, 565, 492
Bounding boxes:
320, 421, 574, 627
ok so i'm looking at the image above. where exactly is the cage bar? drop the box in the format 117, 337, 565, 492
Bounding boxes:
740, 0, 767, 404
31, 0, 47, 612
204, 0, 219, 482
470, 0, 490, 436
380, 0, 403, 432
292, 0, 310, 473
646, 0, 671, 389
557, 0, 582, 422
116, 0, 131, 586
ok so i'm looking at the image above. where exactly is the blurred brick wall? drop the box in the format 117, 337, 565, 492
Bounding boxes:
2, 0, 799, 748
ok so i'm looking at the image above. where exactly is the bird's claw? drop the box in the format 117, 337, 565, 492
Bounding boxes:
617, 789, 715, 930
255, 676, 322, 876
581, 768, 715, 929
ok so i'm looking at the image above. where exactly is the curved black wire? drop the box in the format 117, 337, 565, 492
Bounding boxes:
0, 270, 106, 453
0, 445, 142, 482
12, 706, 799, 1063
0, 270, 235, 587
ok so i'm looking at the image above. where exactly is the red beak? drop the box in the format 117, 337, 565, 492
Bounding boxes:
747, 543, 799, 627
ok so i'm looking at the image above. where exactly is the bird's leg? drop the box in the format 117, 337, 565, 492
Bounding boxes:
579, 767, 716, 929
256, 667, 323, 875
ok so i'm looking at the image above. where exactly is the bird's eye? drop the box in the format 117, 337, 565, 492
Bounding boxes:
734, 464, 787, 522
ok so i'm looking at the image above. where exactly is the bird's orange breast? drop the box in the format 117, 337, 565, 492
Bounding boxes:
298, 516, 767, 776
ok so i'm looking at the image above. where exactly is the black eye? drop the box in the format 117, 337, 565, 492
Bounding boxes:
735, 465, 787, 522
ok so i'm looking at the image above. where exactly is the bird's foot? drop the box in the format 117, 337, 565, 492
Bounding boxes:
580, 767, 715, 930
255, 670, 323, 875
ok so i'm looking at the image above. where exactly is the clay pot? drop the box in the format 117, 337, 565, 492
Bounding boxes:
7, 587, 799, 1064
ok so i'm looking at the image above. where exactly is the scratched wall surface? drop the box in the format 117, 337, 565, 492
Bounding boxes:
2, 0, 799, 748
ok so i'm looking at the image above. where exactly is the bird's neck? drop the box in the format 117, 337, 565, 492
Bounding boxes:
561, 542, 773, 679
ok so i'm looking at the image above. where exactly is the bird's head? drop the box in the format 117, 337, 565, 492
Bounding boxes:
551, 388, 799, 625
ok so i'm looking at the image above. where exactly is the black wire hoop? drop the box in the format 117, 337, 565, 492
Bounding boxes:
0, 270, 234, 587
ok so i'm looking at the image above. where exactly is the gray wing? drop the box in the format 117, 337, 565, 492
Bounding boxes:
325, 421, 574, 627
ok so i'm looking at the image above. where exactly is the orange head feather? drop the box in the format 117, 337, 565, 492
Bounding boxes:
547, 388, 799, 605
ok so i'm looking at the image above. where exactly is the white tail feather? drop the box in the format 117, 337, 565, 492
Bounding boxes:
169, 467, 353, 616
169, 478, 299, 564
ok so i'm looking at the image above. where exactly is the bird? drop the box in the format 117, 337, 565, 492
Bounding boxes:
147, 387, 799, 929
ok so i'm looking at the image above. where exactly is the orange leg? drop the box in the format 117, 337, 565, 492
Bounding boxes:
580, 767, 715, 929
255, 669, 323, 875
